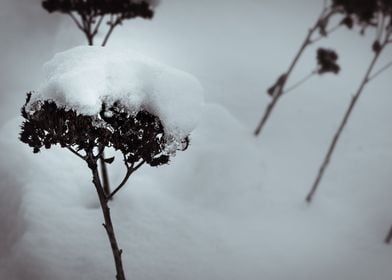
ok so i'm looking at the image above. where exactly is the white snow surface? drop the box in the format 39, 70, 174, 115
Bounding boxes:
29, 46, 204, 142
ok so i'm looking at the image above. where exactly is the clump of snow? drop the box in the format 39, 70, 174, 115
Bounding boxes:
28, 46, 204, 143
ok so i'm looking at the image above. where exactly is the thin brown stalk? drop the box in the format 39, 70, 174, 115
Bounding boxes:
67, 146, 86, 160
90, 160, 126, 280
385, 225, 392, 244
368, 60, 392, 81
254, 7, 333, 136
283, 70, 317, 94
92, 15, 105, 37
102, 16, 121, 47
108, 160, 145, 200
306, 33, 390, 203
68, 12, 84, 31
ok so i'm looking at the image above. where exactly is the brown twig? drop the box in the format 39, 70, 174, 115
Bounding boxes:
67, 12, 84, 31
254, 7, 335, 136
102, 15, 121, 47
67, 146, 86, 160
368, 60, 392, 81
306, 30, 391, 203
89, 155, 126, 280
385, 225, 392, 244
283, 70, 317, 94
107, 160, 145, 200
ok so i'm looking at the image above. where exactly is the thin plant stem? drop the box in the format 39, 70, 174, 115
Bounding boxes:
368, 60, 392, 81
100, 154, 111, 196
92, 15, 105, 37
107, 160, 145, 200
67, 146, 85, 160
306, 35, 390, 203
310, 23, 341, 43
385, 225, 392, 244
68, 12, 84, 31
254, 7, 333, 136
102, 16, 121, 47
283, 70, 317, 94
90, 161, 126, 280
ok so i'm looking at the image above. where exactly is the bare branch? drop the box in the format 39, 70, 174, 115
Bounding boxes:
310, 22, 342, 44
67, 12, 84, 31
306, 37, 389, 203
90, 166, 126, 280
133, 159, 146, 172
107, 160, 145, 200
67, 146, 86, 160
369, 60, 392, 81
254, 6, 332, 136
385, 225, 392, 244
283, 70, 317, 94
107, 168, 132, 200
92, 15, 105, 37
101, 15, 121, 46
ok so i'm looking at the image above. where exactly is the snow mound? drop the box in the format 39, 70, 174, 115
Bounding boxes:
28, 46, 204, 142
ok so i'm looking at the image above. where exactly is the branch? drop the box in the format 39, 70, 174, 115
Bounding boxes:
368, 60, 392, 81
90, 165, 126, 280
254, 6, 332, 136
67, 12, 84, 31
92, 15, 105, 37
385, 225, 392, 244
305, 38, 389, 203
101, 15, 121, 47
94, 145, 105, 159
67, 146, 86, 160
107, 160, 145, 200
310, 22, 342, 44
133, 159, 146, 172
283, 70, 317, 94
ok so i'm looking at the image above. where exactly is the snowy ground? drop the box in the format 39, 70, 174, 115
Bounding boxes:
1, 0, 392, 279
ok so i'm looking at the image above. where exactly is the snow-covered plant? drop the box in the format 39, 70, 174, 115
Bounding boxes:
19, 95, 187, 280
42, 0, 158, 45
18, 46, 204, 280
41, 0, 159, 197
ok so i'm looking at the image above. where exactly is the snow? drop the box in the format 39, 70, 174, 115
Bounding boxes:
1, 0, 392, 279
28, 46, 204, 142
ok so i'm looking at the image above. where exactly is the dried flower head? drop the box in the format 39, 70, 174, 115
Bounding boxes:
316, 48, 341, 74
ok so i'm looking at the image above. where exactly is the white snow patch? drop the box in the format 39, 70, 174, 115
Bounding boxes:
28, 46, 204, 142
